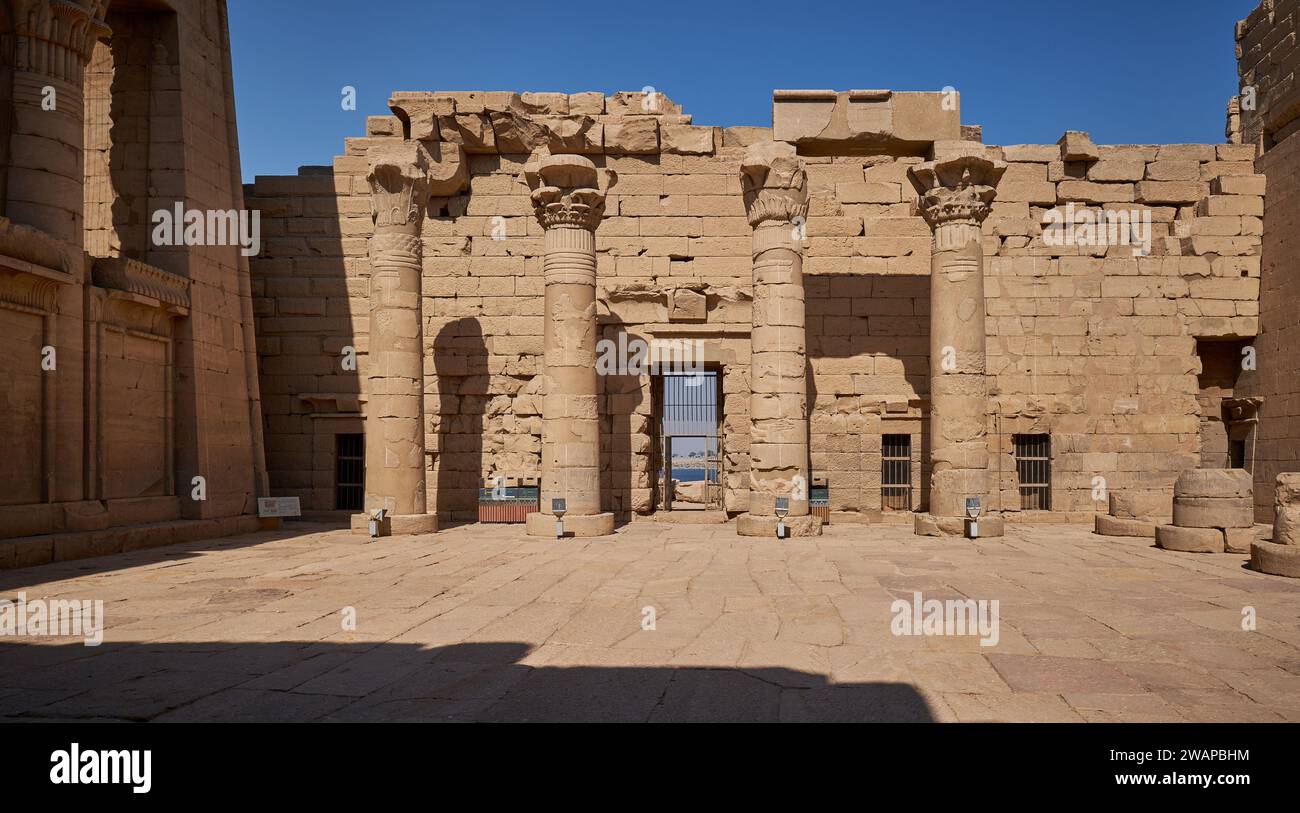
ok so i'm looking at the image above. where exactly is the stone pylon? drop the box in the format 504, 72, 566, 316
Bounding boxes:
5, 0, 110, 244
737, 142, 820, 537
360, 142, 437, 535
524, 153, 614, 537
909, 146, 1006, 537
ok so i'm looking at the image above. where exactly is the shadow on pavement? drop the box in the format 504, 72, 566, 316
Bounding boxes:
0, 640, 935, 723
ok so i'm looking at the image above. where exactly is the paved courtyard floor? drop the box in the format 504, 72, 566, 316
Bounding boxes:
2, 520, 1299, 722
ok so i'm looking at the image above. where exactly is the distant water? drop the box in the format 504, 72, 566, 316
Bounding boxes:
663, 468, 717, 483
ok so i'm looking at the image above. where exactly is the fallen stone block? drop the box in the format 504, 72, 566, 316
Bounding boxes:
1108, 491, 1168, 520
1156, 524, 1225, 553
912, 513, 1005, 539
1095, 514, 1156, 537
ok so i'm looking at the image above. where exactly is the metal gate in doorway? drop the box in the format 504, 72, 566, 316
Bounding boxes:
654, 370, 723, 511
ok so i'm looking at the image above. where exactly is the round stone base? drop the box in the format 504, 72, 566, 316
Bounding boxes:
526, 512, 615, 538
1224, 526, 1266, 555
736, 513, 823, 537
1154, 524, 1224, 553
1094, 514, 1156, 538
1251, 540, 1300, 578
349, 512, 439, 536
913, 513, 1005, 538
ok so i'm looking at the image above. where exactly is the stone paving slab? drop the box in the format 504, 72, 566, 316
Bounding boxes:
1, 520, 1298, 722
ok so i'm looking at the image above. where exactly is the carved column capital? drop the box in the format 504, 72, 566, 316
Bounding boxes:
908, 154, 1006, 230
12, 0, 112, 75
525, 153, 607, 232
740, 141, 808, 228
367, 143, 432, 233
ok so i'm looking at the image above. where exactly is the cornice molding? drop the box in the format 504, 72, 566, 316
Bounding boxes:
92, 256, 191, 310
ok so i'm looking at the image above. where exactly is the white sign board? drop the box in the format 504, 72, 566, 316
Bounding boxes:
258, 497, 301, 518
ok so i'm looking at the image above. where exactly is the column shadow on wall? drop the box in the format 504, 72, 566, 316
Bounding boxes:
432, 317, 486, 529
248, 166, 361, 519
0, 639, 936, 723
601, 326, 646, 528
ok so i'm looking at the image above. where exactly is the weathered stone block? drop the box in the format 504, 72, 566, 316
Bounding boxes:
1224, 526, 1263, 554
1095, 514, 1156, 537
604, 118, 659, 154
1174, 468, 1252, 498
1156, 524, 1225, 553
1211, 174, 1266, 196
668, 288, 706, 321
1172, 496, 1254, 529
1058, 131, 1099, 162
1109, 491, 1168, 519
1088, 159, 1145, 181
1136, 181, 1205, 204
661, 124, 714, 155
1252, 540, 1300, 578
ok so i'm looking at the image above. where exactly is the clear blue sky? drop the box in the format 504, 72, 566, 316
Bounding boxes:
230, 0, 1260, 182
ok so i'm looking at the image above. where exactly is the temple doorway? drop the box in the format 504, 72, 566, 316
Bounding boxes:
653, 370, 723, 512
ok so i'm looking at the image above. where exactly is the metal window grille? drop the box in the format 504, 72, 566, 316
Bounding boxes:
335, 433, 365, 511
881, 434, 912, 511
1014, 434, 1051, 511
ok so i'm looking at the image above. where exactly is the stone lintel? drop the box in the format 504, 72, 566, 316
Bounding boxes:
773, 89, 961, 156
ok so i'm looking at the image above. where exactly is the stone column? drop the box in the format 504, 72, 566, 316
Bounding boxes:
524, 153, 614, 537
737, 142, 820, 537
359, 142, 437, 535
908, 148, 1006, 537
5, 1, 110, 244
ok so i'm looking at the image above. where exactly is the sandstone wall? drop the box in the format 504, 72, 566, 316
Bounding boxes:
1236, 0, 1300, 521
1237, 0, 1300, 147
248, 92, 1263, 524
0, 0, 265, 545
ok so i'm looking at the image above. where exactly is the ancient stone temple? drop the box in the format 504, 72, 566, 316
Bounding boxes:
0, 0, 266, 566
245, 82, 1270, 539
4, 0, 1300, 567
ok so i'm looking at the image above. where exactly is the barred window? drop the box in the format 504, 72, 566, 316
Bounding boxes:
1014, 434, 1051, 511
335, 433, 364, 511
881, 434, 912, 511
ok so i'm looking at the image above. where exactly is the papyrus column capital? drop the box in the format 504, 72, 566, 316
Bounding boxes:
740, 141, 808, 228
525, 153, 608, 232
12, 0, 112, 76
368, 143, 433, 234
